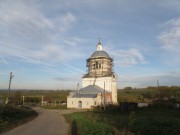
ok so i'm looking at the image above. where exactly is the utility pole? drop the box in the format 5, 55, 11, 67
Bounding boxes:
41, 96, 44, 106
100, 92, 102, 109
6, 72, 14, 104
77, 83, 79, 97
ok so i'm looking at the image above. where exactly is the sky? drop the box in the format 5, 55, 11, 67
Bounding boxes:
0, 0, 180, 90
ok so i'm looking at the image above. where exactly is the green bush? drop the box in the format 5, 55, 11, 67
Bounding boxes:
128, 111, 136, 130
0, 105, 37, 133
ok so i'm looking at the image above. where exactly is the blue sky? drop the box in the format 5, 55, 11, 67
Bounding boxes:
0, 0, 180, 90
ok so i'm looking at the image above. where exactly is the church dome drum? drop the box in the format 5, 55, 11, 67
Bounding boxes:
84, 41, 114, 78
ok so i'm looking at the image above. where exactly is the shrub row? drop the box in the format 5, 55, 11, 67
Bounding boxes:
0, 105, 37, 133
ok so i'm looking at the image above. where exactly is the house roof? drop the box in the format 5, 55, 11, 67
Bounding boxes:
69, 85, 110, 98
80, 85, 109, 94
73, 94, 97, 98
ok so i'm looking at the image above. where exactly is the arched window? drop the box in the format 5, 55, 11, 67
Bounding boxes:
96, 61, 98, 68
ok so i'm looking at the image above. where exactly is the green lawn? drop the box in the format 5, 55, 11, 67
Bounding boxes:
65, 112, 114, 135
65, 107, 180, 135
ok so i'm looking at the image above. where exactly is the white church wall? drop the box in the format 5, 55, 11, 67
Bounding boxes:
112, 80, 118, 104
67, 97, 98, 109
97, 93, 112, 105
82, 77, 118, 104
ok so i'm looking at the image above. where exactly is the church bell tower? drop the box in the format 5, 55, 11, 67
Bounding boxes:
82, 40, 117, 104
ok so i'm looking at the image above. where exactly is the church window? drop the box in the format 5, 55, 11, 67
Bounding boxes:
93, 64, 96, 69
72, 101, 73, 105
87, 102, 88, 105
93, 61, 102, 69
95, 61, 98, 68
94, 101, 96, 105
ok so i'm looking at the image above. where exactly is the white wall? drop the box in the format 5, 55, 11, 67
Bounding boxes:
67, 97, 98, 109
112, 79, 118, 104
67, 93, 112, 109
82, 76, 118, 104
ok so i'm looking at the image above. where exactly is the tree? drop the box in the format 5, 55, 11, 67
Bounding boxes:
124, 87, 132, 90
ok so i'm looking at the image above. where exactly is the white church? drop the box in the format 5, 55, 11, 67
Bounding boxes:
67, 40, 117, 109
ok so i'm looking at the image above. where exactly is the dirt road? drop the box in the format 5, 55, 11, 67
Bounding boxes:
2, 107, 81, 135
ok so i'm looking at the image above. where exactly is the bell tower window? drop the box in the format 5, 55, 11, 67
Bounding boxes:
95, 61, 98, 68
93, 61, 102, 69
93, 64, 96, 69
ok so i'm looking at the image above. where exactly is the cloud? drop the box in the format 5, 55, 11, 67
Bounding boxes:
158, 17, 180, 52
34, 43, 85, 63
0, 0, 82, 75
0, 0, 77, 49
0, 56, 9, 66
118, 72, 180, 88
56, 12, 76, 32
0, 1, 54, 45
107, 47, 146, 67
34, 45, 64, 60
0, 42, 85, 74
54, 76, 81, 82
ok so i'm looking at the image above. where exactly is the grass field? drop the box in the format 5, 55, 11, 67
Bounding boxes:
1, 87, 180, 135
65, 106, 180, 135
0, 90, 69, 105
118, 86, 180, 103
0, 86, 179, 104
0, 105, 38, 134
65, 112, 114, 135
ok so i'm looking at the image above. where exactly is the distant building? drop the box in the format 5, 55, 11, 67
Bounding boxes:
67, 40, 117, 109
138, 102, 148, 108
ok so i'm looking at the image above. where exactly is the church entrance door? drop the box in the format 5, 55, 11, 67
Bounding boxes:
78, 101, 82, 109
